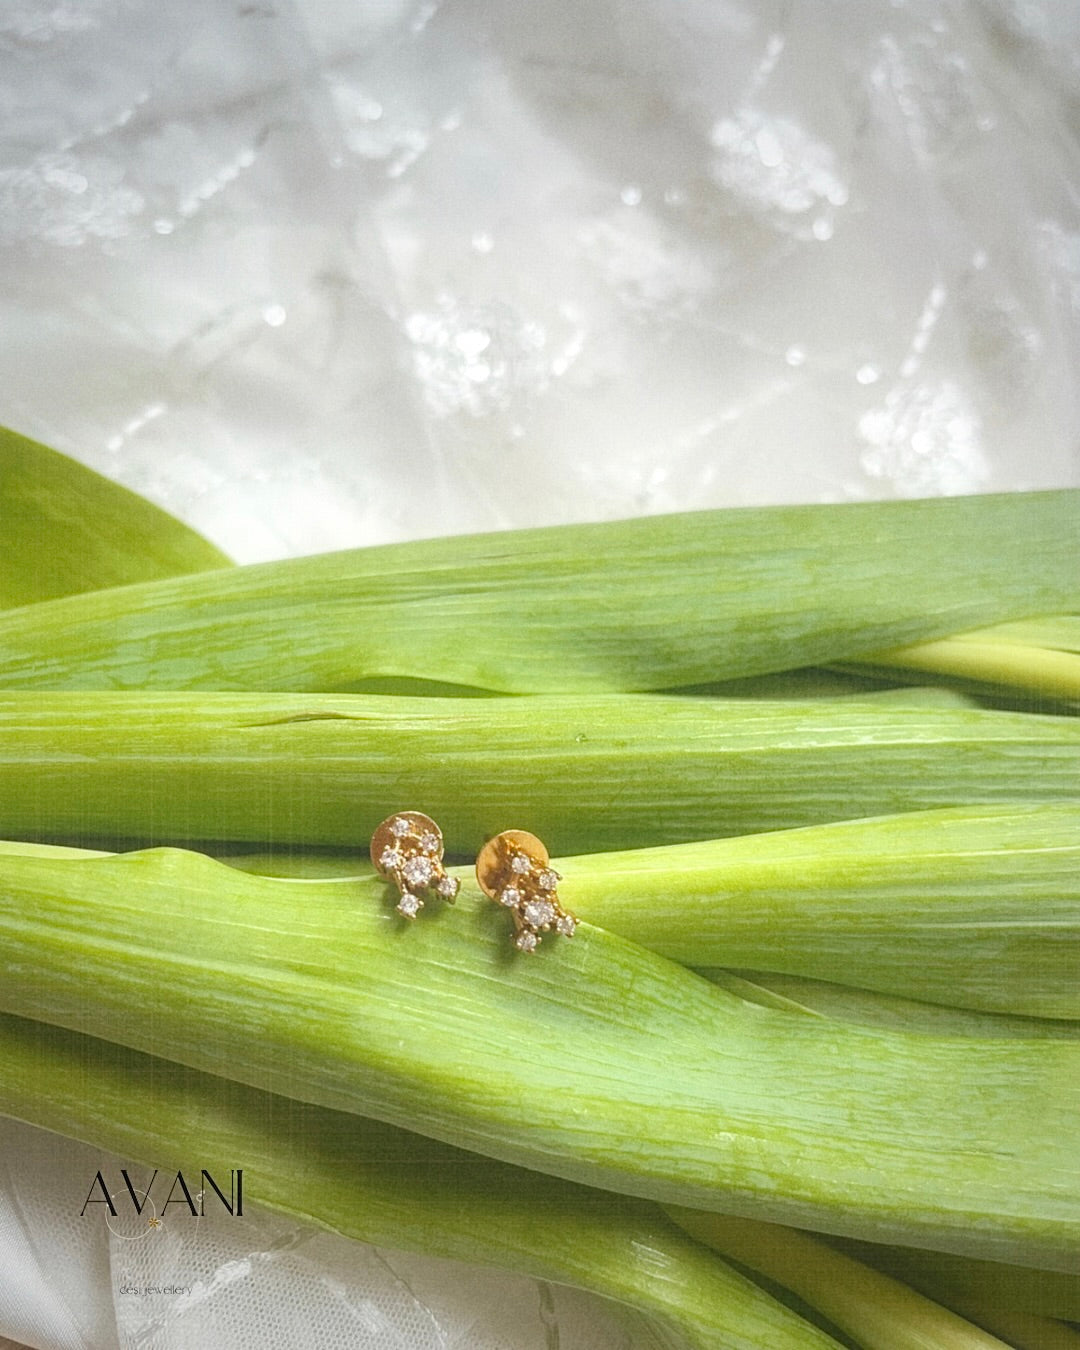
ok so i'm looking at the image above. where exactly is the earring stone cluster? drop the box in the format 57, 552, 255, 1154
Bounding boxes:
370, 811, 460, 918
475, 828, 577, 953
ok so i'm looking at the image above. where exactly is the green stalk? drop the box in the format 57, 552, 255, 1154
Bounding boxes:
965, 616, 1080, 654
673, 669, 903, 699
851, 638, 1080, 707
217, 848, 376, 879
0, 491, 1075, 692
215, 806, 1080, 1019
0, 837, 377, 878
0, 424, 230, 606
683, 672, 981, 708
845, 614, 1080, 707
664, 1210, 1014, 1350
829, 1240, 1080, 1321
1, 692, 1078, 850
563, 804, 1080, 1017
0, 1013, 841, 1350
950, 1313, 1080, 1350
701, 971, 1080, 1039
8, 838, 1076, 1025
0, 847, 1075, 1269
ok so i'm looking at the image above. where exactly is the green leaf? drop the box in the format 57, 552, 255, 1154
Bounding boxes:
849, 637, 1080, 709
0, 846, 1074, 1269
0, 692, 1077, 850
841, 615, 1080, 709
828, 1239, 1080, 1321
935, 616, 1080, 656
700, 970, 1080, 1040
0, 424, 230, 607
665, 1209, 1016, 1350
0, 490, 1074, 691
0, 1012, 842, 1350
568, 804, 1080, 1017
9, 823, 1075, 1020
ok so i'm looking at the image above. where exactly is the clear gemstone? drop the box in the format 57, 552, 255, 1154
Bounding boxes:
556, 913, 577, 937
402, 855, 434, 887
379, 845, 402, 870
515, 930, 538, 953
397, 893, 422, 918
510, 852, 532, 874
537, 868, 558, 891
499, 886, 521, 908
523, 898, 555, 928
419, 831, 440, 854
390, 816, 411, 837
437, 874, 459, 898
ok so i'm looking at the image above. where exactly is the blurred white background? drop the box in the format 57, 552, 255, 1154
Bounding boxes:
1, 1, 1079, 1347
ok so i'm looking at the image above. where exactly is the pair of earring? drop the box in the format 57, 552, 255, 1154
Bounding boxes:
370, 812, 577, 954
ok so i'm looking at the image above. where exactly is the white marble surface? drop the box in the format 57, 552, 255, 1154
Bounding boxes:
1, 2, 1079, 1348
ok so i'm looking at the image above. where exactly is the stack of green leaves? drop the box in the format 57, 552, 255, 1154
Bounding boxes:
0, 423, 1077, 1350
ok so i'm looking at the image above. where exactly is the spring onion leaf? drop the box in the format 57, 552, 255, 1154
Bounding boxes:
0, 490, 1074, 692
0, 424, 230, 607
0, 693, 1078, 851
0, 846, 1074, 1270
0, 1012, 843, 1350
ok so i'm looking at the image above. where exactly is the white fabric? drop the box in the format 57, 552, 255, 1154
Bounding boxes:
1, 0, 1078, 566
0, 0, 1078, 1346
0, 1118, 632, 1350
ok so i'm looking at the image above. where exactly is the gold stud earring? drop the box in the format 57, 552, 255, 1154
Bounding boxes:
371, 812, 460, 919
475, 829, 577, 953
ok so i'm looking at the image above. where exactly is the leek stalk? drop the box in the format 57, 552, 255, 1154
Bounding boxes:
830, 1239, 1080, 1322
851, 638, 1080, 707
700, 970, 1080, 1039
0, 692, 1077, 851
0, 490, 1075, 693
0, 1012, 842, 1350
0, 846, 1074, 1270
665, 1209, 1014, 1350
563, 804, 1080, 1017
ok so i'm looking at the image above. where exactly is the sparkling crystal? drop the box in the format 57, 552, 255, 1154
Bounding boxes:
437, 874, 460, 898
390, 816, 412, 837
499, 886, 521, 908
379, 846, 402, 870
515, 930, 538, 953
510, 852, 532, 874
402, 855, 434, 887
419, 831, 440, 854
537, 868, 558, 891
397, 892, 422, 918
556, 914, 577, 937
523, 898, 555, 928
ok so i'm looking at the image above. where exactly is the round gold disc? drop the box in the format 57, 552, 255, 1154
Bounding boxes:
474, 829, 550, 898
